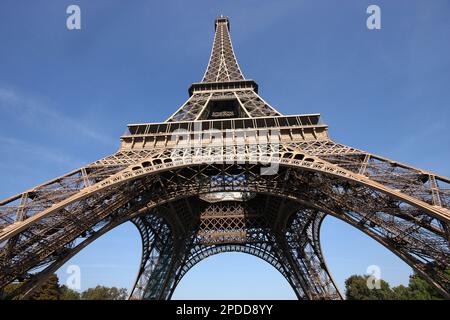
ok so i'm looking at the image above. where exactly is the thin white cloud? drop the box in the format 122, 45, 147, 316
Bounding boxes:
0, 87, 116, 147
0, 136, 84, 167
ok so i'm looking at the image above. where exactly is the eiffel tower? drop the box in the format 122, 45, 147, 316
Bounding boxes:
1, 16, 449, 300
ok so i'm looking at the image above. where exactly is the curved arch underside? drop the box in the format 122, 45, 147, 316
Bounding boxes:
128, 202, 341, 300
0, 143, 449, 300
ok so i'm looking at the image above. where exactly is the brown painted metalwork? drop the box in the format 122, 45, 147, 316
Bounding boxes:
0, 16, 449, 300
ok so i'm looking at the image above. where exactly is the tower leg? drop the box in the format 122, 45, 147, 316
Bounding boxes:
277, 209, 342, 300
129, 215, 176, 300
129, 212, 197, 300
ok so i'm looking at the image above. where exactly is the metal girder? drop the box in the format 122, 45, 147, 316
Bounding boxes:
202, 16, 244, 83
0, 16, 449, 301
1, 159, 448, 299
128, 198, 341, 300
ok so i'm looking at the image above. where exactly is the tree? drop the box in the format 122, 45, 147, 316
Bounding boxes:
345, 275, 396, 300
392, 284, 410, 299
1, 283, 21, 300
1, 274, 128, 300
30, 274, 61, 300
401, 274, 442, 300
81, 285, 128, 300
60, 285, 81, 300
345, 273, 445, 300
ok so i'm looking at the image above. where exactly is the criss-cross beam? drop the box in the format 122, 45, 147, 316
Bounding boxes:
1, 15, 449, 301
129, 213, 175, 300
162, 201, 342, 300
2, 144, 448, 298
202, 16, 244, 83
1, 161, 449, 299
129, 197, 199, 300
280, 209, 342, 299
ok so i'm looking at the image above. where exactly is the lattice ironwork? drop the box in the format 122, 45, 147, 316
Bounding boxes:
0, 16, 449, 300
202, 16, 244, 83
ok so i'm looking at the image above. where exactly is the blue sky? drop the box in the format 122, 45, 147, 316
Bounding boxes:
0, 0, 449, 299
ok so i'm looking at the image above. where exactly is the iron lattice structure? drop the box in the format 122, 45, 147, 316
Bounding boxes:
0, 16, 449, 300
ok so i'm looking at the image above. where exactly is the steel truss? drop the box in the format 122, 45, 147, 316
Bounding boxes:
0, 16, 449, 300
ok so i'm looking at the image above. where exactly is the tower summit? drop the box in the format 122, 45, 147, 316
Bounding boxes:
203, 16, 244, 82
0, 17, 449, 300
167, 15, 280, 121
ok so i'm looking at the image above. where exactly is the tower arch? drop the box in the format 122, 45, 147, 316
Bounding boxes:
0, 16, 448, 300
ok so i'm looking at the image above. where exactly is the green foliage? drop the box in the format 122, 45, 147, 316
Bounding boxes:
392, 284, 409, 299
1, 283, 21, 300
402, 274, 442, 300
60, 285, 81, 300
81, 285, 128, 300
345, 275, 396, 300
345, 273, 444, 300
30, 274, 61, 300
1, 274, 127, 300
